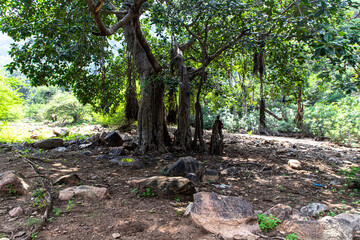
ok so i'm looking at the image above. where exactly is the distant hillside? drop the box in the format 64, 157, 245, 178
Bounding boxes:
0, 33, 13, 68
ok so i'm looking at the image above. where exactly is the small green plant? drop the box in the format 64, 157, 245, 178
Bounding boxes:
257, 214, 281, 232
31, 231, 38, 240
286, 233, 298, 240
174, 195, 181, 202
121, 158, 133, 162
132, 187, 155, 197
6, 184, 18, 196
52, 207, 62, 216
340, 167, 360, 189
32, 188, 48, 209
141, 188, 155, 197
66, 200, 75, 211
176, 209, 180, 216
28, 217, 40, 227
328, 210, 337, 216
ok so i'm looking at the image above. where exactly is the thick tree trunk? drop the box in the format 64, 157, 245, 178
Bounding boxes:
125, 53, 139, 122
295, 84, 303, 130
123, 20, 167, 153
209, 119, 224, 155
192, 73, 205, 152
259, 73, 266, 132
171, 44, 192, 151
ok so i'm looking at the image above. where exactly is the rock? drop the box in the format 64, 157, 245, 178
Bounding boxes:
202, 169, 219, 182
0, 238, 10, 240
184, 173, 200, 184
110, 156, 142, 168
112, 233, 121, 239
58, 185, 110, 201
220, 167, 238, 175
53, 147, 67, 152
162, 153, 175, 161
328, 158, 342, 165
288, 159, 301, 170
13, 231, 26, 238
79, 143, 93, 149
33, 138, 64, 149
165, 156, 203, 177
300, 203, 328, 217
54, 174, 81, 186
184, 202, 193, 216
263, 204, 304, 222
335, 152, 342, 158
0, 171, 29, 196
123, 141, 138, 150
330, 179, 342, 186
30, 134, 40, 140
104, 131, 123, 147
121, 133, 132, 141
128, 176, 196, 198
109, 147, 126, 156
191, 192, 260, 239
82, 150, 92, 156
279, 216, 353, 240
53, 128, 69, 137
9, 207, 23, 217
96, 154, 111, 160
334, 213, 360, 231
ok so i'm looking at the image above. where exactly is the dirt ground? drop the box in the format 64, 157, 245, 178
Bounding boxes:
1, 126, 360, 240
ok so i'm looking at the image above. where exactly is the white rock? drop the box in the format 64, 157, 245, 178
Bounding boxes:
9, 207, 23, 217
300, 203, 328, 217
288, 159, 301, 170
334, 213, 360, 231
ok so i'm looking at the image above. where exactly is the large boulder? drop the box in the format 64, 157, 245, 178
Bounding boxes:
190, 192, 260, 239
53, 128, 69, 137
58, 185, 110, 201
128, 176, 196, 198
164, 156, 203, 177
334, 213, 360, 231
103, 131, 123, 147
279, 216, 353, 240
33, 138, 64, 149
0, 171, 29, 196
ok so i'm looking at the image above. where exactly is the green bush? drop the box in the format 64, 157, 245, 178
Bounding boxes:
305, 95, 360, 146
0, 75, 24, 120
257, 213, 281, 232
44, 92, 92, 123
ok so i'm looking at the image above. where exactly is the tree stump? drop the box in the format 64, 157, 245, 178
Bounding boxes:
209, 119, 223, 155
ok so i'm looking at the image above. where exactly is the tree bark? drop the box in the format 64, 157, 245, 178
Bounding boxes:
192, 72, 206, 152
125, 52, 139, 122
123, 19, 167, 153
171, 43, 192, 151
209, 119, 223, 155
259, 73, 266, 132
295, 84, 303, 130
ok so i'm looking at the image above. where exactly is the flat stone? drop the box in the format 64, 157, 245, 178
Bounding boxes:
110, 156, 142, 168
33, 138, 64, 149
191, 192, 260, 239
58, 185, 110, 201
165, 156, 203, 177
112, 233, 121, 239
334, 213, 360, 231
128, 176, 196, 198
184, 173, 200, 184
202, 169, 219, 182
300, 203, 328, 217
13, 231, 26, 238
53, 147, 67, 152
288, 159, 301, 170
9, 207, 23, 217
279, 216, 353, 240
